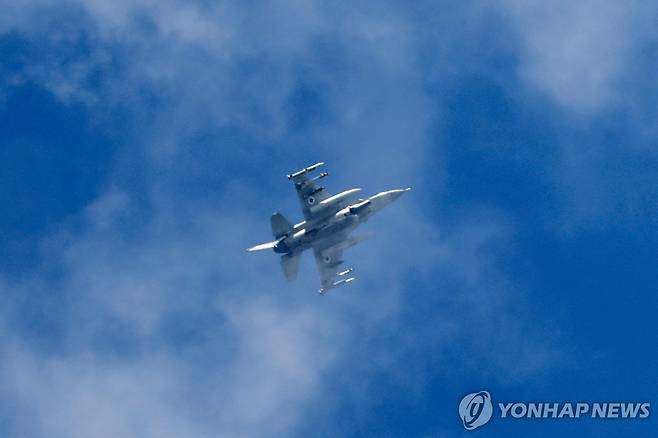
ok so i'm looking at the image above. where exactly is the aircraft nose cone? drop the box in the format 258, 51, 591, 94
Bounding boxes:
388, 187, 411, 201
367, 187, 411, 212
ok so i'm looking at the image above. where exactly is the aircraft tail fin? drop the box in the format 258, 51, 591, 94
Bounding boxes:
280, 253, 301, 281
271, 213, 293, 239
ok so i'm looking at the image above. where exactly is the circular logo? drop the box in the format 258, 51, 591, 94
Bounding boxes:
459, 391, 493, 430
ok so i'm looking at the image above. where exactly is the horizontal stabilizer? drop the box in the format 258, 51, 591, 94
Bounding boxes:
281, 253, 301, 281
246, 240, 278, 252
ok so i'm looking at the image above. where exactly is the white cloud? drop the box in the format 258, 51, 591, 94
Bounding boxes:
3, 349, 206, 438
501, 0, 656, 113
0, 2, 560, 436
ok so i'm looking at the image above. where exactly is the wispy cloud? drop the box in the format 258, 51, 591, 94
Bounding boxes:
0, 1, 608, 436
501, 0, 656, 113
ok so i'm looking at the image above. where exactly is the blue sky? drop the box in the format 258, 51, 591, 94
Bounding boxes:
0, 1, 657, 437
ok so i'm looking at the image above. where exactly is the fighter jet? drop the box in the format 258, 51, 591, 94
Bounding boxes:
247, 162, 410, 294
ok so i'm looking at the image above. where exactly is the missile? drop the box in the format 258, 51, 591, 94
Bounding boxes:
287, 162, 324, 180
312, 171, 329, 181
337, 268, 353, 276
333, 277, 355, 287
318, 276, 356, 294
296, 172, 328, 189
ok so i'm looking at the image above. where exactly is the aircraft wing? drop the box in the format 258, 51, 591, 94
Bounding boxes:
287, 162, 330, 220
312, 240, 355, 294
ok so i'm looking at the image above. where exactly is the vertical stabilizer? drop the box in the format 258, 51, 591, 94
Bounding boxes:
271, 213, 293, 239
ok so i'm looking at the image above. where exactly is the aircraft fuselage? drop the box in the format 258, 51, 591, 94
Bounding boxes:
273, 188, 409, 255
